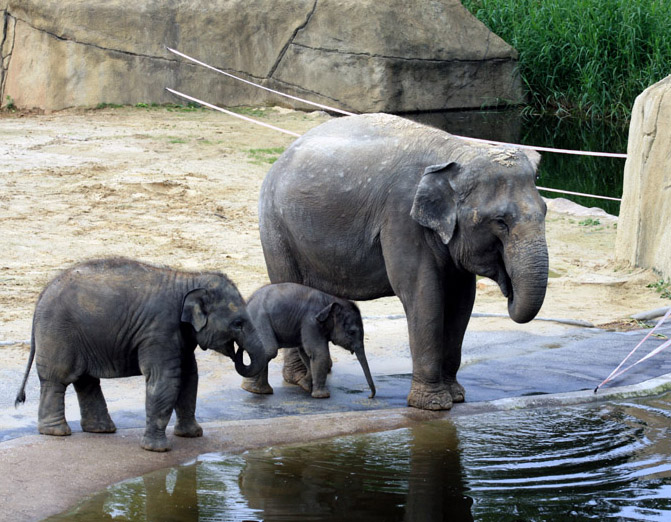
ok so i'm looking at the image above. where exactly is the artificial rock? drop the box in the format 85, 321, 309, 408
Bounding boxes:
616, 75, 671, 280
1, 0, 522, 112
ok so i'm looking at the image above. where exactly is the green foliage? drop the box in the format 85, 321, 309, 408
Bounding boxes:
578, 218, 601, 227
647, 279, 671, 300
95, 102, 124, 109
164, 102, 203, 112
462, 0, 671, 122
4, 95, 15, 111
246, 147, 285, 165
230, 106, 274, 118
521, 114, 627, 215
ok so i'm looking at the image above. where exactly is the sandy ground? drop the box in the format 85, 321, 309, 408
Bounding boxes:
0, 106, 669, 521
0, 106, 665, 346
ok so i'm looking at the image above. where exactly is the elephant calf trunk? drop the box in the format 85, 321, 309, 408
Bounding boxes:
355, 349, 376, 399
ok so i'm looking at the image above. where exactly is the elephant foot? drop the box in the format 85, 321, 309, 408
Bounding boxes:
141, 433, 170, 452
311, 388, 330, 399
297, 375, 313, 394
241, 378, 274, 395
447, 380, 466, 403
407, 381, 453, 411
81, 415, 116, 434
282, 351, 308, 385
174, 419, 203, 438
38, 420, 72, 436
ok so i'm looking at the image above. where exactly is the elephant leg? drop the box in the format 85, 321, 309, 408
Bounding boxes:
399, 275, 453, 411
308, 352, 330, 399
142, 364, 180, 452
295, 347, 315, 394
241, 365, 273, 394
301, 332, 331, 398
441, 274, 476, 403
282, 347, 308, 386
74, 375, 116, 433
242, 319, 276, 394
37, 379, 71, 436
174, 352, 202, 438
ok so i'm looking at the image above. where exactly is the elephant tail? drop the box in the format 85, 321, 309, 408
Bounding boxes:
15, 327, 35, 408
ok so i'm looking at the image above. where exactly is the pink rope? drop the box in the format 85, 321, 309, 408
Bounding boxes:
595, 308, 671, 392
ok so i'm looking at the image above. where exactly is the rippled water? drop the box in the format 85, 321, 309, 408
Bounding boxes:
51, 393, 671, 521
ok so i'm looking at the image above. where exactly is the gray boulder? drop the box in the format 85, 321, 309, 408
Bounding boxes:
1, 0, 522, 112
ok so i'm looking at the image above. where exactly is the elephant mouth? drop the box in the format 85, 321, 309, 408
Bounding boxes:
496, 266, 512, 299
208, 340, 236, 359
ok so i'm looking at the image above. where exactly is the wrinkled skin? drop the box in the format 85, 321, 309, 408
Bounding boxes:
241, 283, 375, 399
259, 114, 548, 411
15, 258, 267, 452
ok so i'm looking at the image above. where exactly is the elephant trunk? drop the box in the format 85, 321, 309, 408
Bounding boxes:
355, 346, 376, 399
505, 234, 549, 324
233, 325, 267, 378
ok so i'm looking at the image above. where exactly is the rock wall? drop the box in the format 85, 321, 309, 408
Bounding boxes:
0, 0, 522, 112
616, 75, 671, 280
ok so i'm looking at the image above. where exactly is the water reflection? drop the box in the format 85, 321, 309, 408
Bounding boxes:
51, 393, 671, 521
239, 422, 472, 521
407, 110, 628, 215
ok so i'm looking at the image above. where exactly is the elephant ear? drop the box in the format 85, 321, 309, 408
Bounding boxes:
410, 162, 460, 245
181, 288, 208, 332
316, 302, 341, 323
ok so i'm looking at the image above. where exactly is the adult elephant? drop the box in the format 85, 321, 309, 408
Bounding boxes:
259, 113, 548, 410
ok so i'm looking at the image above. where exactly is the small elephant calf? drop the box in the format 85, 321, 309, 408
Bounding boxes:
15, 258, 267, 452
241, 283, 375, 399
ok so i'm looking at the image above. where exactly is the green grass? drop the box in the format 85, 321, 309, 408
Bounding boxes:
647, 279, 671, 300
230, 106, 275, 118
578, 218, 601, 227
246, 147, 285, 165
462, 0, 671, 122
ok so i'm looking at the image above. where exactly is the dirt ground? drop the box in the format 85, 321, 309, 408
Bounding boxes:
0, 105, 667, 373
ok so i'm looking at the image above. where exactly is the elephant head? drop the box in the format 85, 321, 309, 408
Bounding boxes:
181, 280, 268, 377
410, 147, 548, 324
318, 300, 376, 398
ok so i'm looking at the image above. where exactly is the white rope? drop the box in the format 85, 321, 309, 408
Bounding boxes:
165, 88, 301, 137
536, 186, 622, 202
166, 47, 628, 159
456, 135, 627, 159
165, 86, 624, 202
166, 47, 355, 116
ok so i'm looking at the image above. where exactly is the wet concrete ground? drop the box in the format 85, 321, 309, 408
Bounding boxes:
1, 319, 671, 520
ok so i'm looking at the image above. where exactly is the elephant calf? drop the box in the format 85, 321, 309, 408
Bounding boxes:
241, 283, 375, 399
14, 257, 267, 452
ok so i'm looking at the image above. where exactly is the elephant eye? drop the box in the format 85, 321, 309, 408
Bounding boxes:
231, 318, 245, 330
494, 217, 509, 231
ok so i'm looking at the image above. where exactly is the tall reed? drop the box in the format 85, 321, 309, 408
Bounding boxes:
462, 0, 671, 123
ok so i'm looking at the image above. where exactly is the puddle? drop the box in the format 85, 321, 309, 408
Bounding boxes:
50, 392, 671, 521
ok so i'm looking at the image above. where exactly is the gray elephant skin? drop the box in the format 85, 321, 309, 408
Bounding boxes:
259, 113, 548, 411
15, 258, 268, 451
241, 283, 375, 399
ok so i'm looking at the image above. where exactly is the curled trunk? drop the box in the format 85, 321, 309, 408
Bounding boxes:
233, 326, 267, 378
